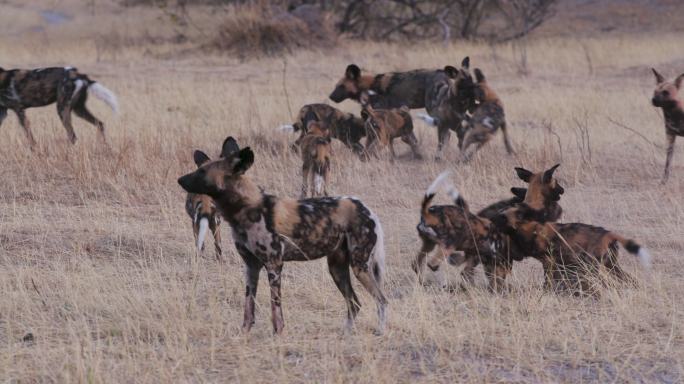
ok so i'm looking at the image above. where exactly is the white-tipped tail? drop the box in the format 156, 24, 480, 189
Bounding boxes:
367, 207, 386, 285
197, 217, 209, 252
417, 112, 436, 126
88, 83, 119, 115
637, 248, 652, 269
277, 124, 295, 133
447, 185, 460, 203
314, 174, 324, 195
426, 171, 451, 197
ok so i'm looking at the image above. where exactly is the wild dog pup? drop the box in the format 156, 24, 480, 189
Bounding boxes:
459, 68, 513, 161
299, 121, 332, 198
415, 172, 510, 291
651, 68, 684, 183
360, 94, 421, 161
0, 66, 118, 148
177, 137, 387, 334
493, 165, 651, 293
185, 150, 223, 261
278, 103, 365, 155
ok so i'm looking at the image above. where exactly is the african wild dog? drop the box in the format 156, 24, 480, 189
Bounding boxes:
459, 68, 513, 161
492, 165, 651, 293
0, 66, 118, 148
651, 68, 684, 183
299, 121, 332, 198
414, 172, 510, 291
185, 150, 223, 261
359, 94, 421, 161
177, 137, 387, 334
413, 167, 563, 290
278, 103, 365, 155
329, 58, 476, 159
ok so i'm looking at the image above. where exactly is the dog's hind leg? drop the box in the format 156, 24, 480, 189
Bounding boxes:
435, 125, 451, 160
412, 236, 436, 281
352, 264, 388, 334
14, 109, 37, 149
328, 253, 361, 331
57, 99, 77, 144
662, 133, 676, 183
500, 121, 514, 155
401, 132, 423, 159
73, 94, 107, 145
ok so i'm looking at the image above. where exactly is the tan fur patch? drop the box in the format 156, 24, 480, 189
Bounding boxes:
273, 198, 301, 236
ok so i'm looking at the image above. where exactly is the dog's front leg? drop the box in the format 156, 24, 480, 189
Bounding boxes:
662, 133, 676, 183
240, 252, 263, 333
265, 259, 285, 334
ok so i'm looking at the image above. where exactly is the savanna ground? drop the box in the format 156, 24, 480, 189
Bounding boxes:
1, 0, 683, 382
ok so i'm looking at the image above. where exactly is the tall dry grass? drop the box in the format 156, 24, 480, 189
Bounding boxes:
1, 2, 684, 382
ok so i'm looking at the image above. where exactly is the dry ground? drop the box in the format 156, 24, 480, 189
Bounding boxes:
1, 1, 683, 383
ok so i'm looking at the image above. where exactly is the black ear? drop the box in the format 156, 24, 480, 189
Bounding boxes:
461, 56, 470, 70
652, 68, 665, 84
193, 150, 211, 167
474, 68, 485, 83
515, 167, 533, 182
510, 187, 527, 199
444, 65, 459, 79
232, 147, 254, 175
220, 136, 240, 158
543, 163, 560, 184
345, 64, 361, 80
675, 73, 684, 90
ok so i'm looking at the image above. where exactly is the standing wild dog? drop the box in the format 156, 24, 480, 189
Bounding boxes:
360, 94, 422, 161
329, 58, 476, 159
177, 137, 387, 334
459, 68, 513, 161
278, 103, 365, 155
651, 68, 684, 183
413, 167, 563, 290
299, 121, 332, 197
185, 150, 223, 261
492, 165, 651, 293
0, 66, 118, 148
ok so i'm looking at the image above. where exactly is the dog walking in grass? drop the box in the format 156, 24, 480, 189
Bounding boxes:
360, 93, 422, 161
299, 121, 332, 198
492, 165, 651, 293
651, 68, 684, 183
178, 137, 387, 334
459, 68, 514, 161
185, 150, 223, 262
0, 66, 118, 148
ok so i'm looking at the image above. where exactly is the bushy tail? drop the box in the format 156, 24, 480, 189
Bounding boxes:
312, 146, 330, 195
197, 217, 209, 253
417, 112, 438, 126
367, 207, 386, 285
422, 171, 465, 217
87, 82, 119, 115
277, 124, 295, 133
613, 235, 652, 269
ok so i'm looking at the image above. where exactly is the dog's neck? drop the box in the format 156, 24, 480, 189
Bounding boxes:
213, 177, 263, 223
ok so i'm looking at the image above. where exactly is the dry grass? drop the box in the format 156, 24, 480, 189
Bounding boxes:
1, 1, 684, 382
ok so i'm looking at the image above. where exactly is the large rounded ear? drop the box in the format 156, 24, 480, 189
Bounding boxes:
220, 136, 240, 158
543, 163, 561, 183
444, 65, 459, 79
515, 167, 533, 182
675, 73, 684, 90
345, 64, 361, 80
232, 147, 254, 175
461, 56, 470, 70
193, 150, 211, 167
510, 187, 527, 199
652, 68, 665, 84
474, 68, 485, 83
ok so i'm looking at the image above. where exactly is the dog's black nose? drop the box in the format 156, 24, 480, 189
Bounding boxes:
178, 174, 191, 191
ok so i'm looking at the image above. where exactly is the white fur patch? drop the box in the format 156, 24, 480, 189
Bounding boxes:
637, 247, 652, 269
367, 206, 386, 284
426, 171, 451, 197
314, 174, 324, 195
367, 90, 377, 96
87, 82, 119, 115
417, 112, 436, 126
483, 116, 493, 129
197, 217, 209, 252
72, 79, 85, 101
277, 124, 294, 133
